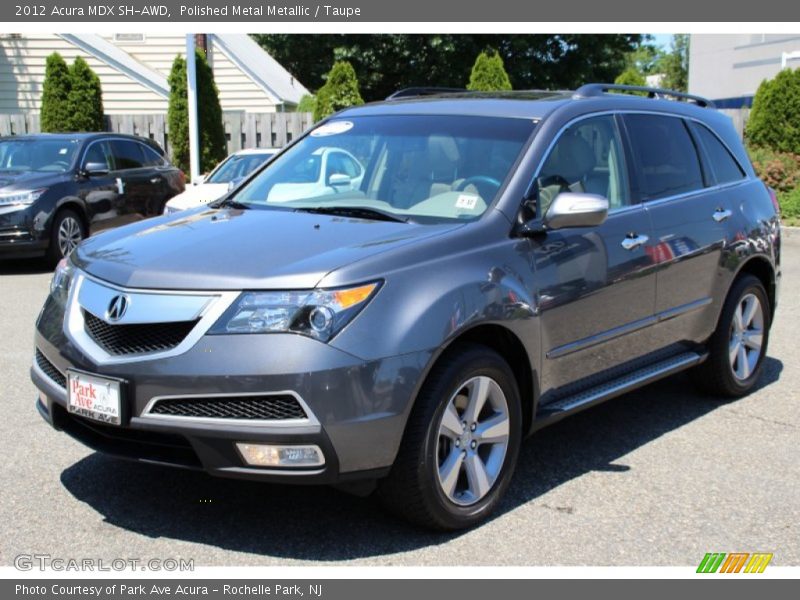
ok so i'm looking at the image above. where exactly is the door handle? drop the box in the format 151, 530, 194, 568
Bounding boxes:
713, 208, 733, 222
621, 233, 649, 251
150, 176, 162, 184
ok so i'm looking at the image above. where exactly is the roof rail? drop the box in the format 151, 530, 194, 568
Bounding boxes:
386, 87, 466, 100
573, 83, 715, 108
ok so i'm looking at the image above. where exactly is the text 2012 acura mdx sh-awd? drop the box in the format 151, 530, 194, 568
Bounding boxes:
32, 85, 781, 529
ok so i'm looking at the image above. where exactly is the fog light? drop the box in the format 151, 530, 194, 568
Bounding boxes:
236, 443, 325, 467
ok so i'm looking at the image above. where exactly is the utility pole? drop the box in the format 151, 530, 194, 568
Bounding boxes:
186, 34, 201, 184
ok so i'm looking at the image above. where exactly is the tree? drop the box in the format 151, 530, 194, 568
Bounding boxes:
40, 53, 72, 132
313, 61, 364, 121
467, 50, 512, 91
296, 94, 316, 114
747, 68, 800, 154
66, 56, 104, 131
253, 34, 642, 101
614, 68, 646, 93
658, 34, 689, 92
167, 50, 227, 174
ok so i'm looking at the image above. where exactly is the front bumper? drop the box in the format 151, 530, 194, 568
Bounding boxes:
32, 314, 431, 484
0, 205, 47, 258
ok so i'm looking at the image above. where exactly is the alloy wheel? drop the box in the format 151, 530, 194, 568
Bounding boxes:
57, 216, 83, 257
729, 292, 764, 381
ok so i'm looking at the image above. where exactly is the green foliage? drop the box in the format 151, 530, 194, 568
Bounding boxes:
65, 56, 104, 131
614, 68, 646, 93
167, 55, 189, 173
40, 53, 72, 132
782, 185, 800, 221
253, 34, 642, 101
747, 68, 800, 154
296, 94, 316, 113
313, 61, 364, 121
658, 34, 689, 92
467, 50, 512, 91
167, 50, 227, 174
748, 144, 800, 221
623, 40, 664, 76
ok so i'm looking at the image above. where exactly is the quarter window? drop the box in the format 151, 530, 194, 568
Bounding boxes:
140, 144, 166, 167
536, 115, 630, 214
623, 114, 704, 201
691, 123, 745, 185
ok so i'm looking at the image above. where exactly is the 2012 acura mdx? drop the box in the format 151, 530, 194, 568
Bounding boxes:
31, 84, 781, 529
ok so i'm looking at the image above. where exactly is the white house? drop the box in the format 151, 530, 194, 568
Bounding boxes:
0, 33, 309, 115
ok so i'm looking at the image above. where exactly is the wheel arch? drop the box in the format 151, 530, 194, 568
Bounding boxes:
732, 255, 776, 319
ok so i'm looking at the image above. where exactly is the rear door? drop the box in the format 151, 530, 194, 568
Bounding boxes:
531, 114, 658, 397
623, 114, 741, 345
108, 139, 158, 223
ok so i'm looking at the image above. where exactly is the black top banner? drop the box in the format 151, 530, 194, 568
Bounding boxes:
3, 0, 800, 22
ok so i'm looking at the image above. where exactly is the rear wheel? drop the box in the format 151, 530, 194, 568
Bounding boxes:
378, 344, 522, 530
47, 209, 85, 265
692, 274, 770, 397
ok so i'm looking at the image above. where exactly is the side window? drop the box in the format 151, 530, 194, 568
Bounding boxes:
536, 115, 630, 214
82, 141, 112, 170
691, 123, 745, 185
624, 114, 704, 200
110, 140, 145, 170
326, 153, 349, 179
140, 144, 166, 167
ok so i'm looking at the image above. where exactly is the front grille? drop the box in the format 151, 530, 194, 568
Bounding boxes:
35, 349, 66, 388
83, 310, 197, 356
148, 395, 308, 421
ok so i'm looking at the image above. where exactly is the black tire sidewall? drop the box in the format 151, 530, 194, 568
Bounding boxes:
418, 347, 522, 528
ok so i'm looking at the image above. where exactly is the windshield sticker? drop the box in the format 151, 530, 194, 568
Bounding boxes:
310, 121, 354, 137
455, 194, 479, 210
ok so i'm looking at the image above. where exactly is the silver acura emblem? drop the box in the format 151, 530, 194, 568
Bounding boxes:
106, 295, 129, 322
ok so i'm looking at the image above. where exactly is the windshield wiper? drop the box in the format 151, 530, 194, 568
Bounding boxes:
216, 198, 250, 210
294, 206, 411, 223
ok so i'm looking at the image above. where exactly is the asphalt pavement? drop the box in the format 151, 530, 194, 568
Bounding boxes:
0, 234, 797, 567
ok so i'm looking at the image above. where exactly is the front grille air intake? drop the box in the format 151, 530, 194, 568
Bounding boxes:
83, 310, 197, 356
148, 395, 308, 421
35, 349, 66, 388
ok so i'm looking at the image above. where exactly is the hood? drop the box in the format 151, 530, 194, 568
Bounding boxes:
73, 207, 461, 290
165, 184, 229, 210
0, 170, 66, 191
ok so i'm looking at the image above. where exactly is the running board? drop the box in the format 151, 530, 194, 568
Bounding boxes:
534, 351, 707, 430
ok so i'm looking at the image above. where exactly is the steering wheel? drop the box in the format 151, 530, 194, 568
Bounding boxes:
455, 175, 501, 199
42, 160, 70, 171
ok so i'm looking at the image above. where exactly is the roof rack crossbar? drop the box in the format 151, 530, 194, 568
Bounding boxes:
386, 87, 467, 100
573, 83, 715, 108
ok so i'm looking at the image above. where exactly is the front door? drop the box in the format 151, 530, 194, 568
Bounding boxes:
529, 114, 658, 400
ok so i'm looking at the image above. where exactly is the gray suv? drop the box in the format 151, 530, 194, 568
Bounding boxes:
31, 84, 781, 530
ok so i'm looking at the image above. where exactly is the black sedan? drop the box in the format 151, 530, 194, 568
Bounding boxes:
0, 133, 185, 264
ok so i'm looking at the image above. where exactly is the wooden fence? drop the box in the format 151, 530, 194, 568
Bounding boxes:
0, 111, 315, 156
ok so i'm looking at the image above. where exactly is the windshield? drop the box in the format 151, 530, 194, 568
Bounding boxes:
232, 115, 535, 223
0, 139, 79, 173
206, 152, 275, 184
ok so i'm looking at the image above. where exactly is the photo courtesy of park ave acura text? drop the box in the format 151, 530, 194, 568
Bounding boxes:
0, 22, 798, 576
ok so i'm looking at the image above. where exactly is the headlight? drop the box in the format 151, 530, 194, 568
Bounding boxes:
50, 258, 75, 307
0, 188, 46, 206
209, 282, 380, 342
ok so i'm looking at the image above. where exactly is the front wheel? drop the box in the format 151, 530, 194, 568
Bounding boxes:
692, 274, 771, 397
378, 344, 522, 530
47, 209, 86, 265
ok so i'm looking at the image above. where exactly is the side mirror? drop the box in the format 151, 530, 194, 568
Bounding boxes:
193, 174, 206, 186
328, 173, 351, 188
82, 162, 109, 177
543, 192, 609, 230
227, 176, 245, 192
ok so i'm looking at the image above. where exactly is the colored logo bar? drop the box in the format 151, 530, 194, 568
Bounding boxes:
697, 552, 773, 573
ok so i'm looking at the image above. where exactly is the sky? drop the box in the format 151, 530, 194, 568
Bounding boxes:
650, 34, 674, 50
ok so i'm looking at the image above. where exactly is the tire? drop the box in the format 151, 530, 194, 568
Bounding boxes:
691, 274, 771, 397
377, 343, 522, 530
47, 208, 86, 266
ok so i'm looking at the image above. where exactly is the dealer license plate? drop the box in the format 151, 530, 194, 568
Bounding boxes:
67, 370, 122, 425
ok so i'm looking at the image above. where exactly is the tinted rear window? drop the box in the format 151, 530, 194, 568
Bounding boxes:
110, 140, 145, 170
692, 123, 745, 185
624, 114, 704, 200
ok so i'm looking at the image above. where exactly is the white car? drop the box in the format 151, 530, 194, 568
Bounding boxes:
267, 147, 364, 203
163, 148, 278, 214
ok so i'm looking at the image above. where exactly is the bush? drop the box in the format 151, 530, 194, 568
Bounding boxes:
313, 61, 364, 121
296, 94, 316, 114
747, 68, 800, 154
748, 144, 800, 220
781, 185, 800, 221
167, 51, 227, 174
40, 53, 72, 132
467, 50, 512, 92
613, 68, 646, 95
66, 56, 104, 131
